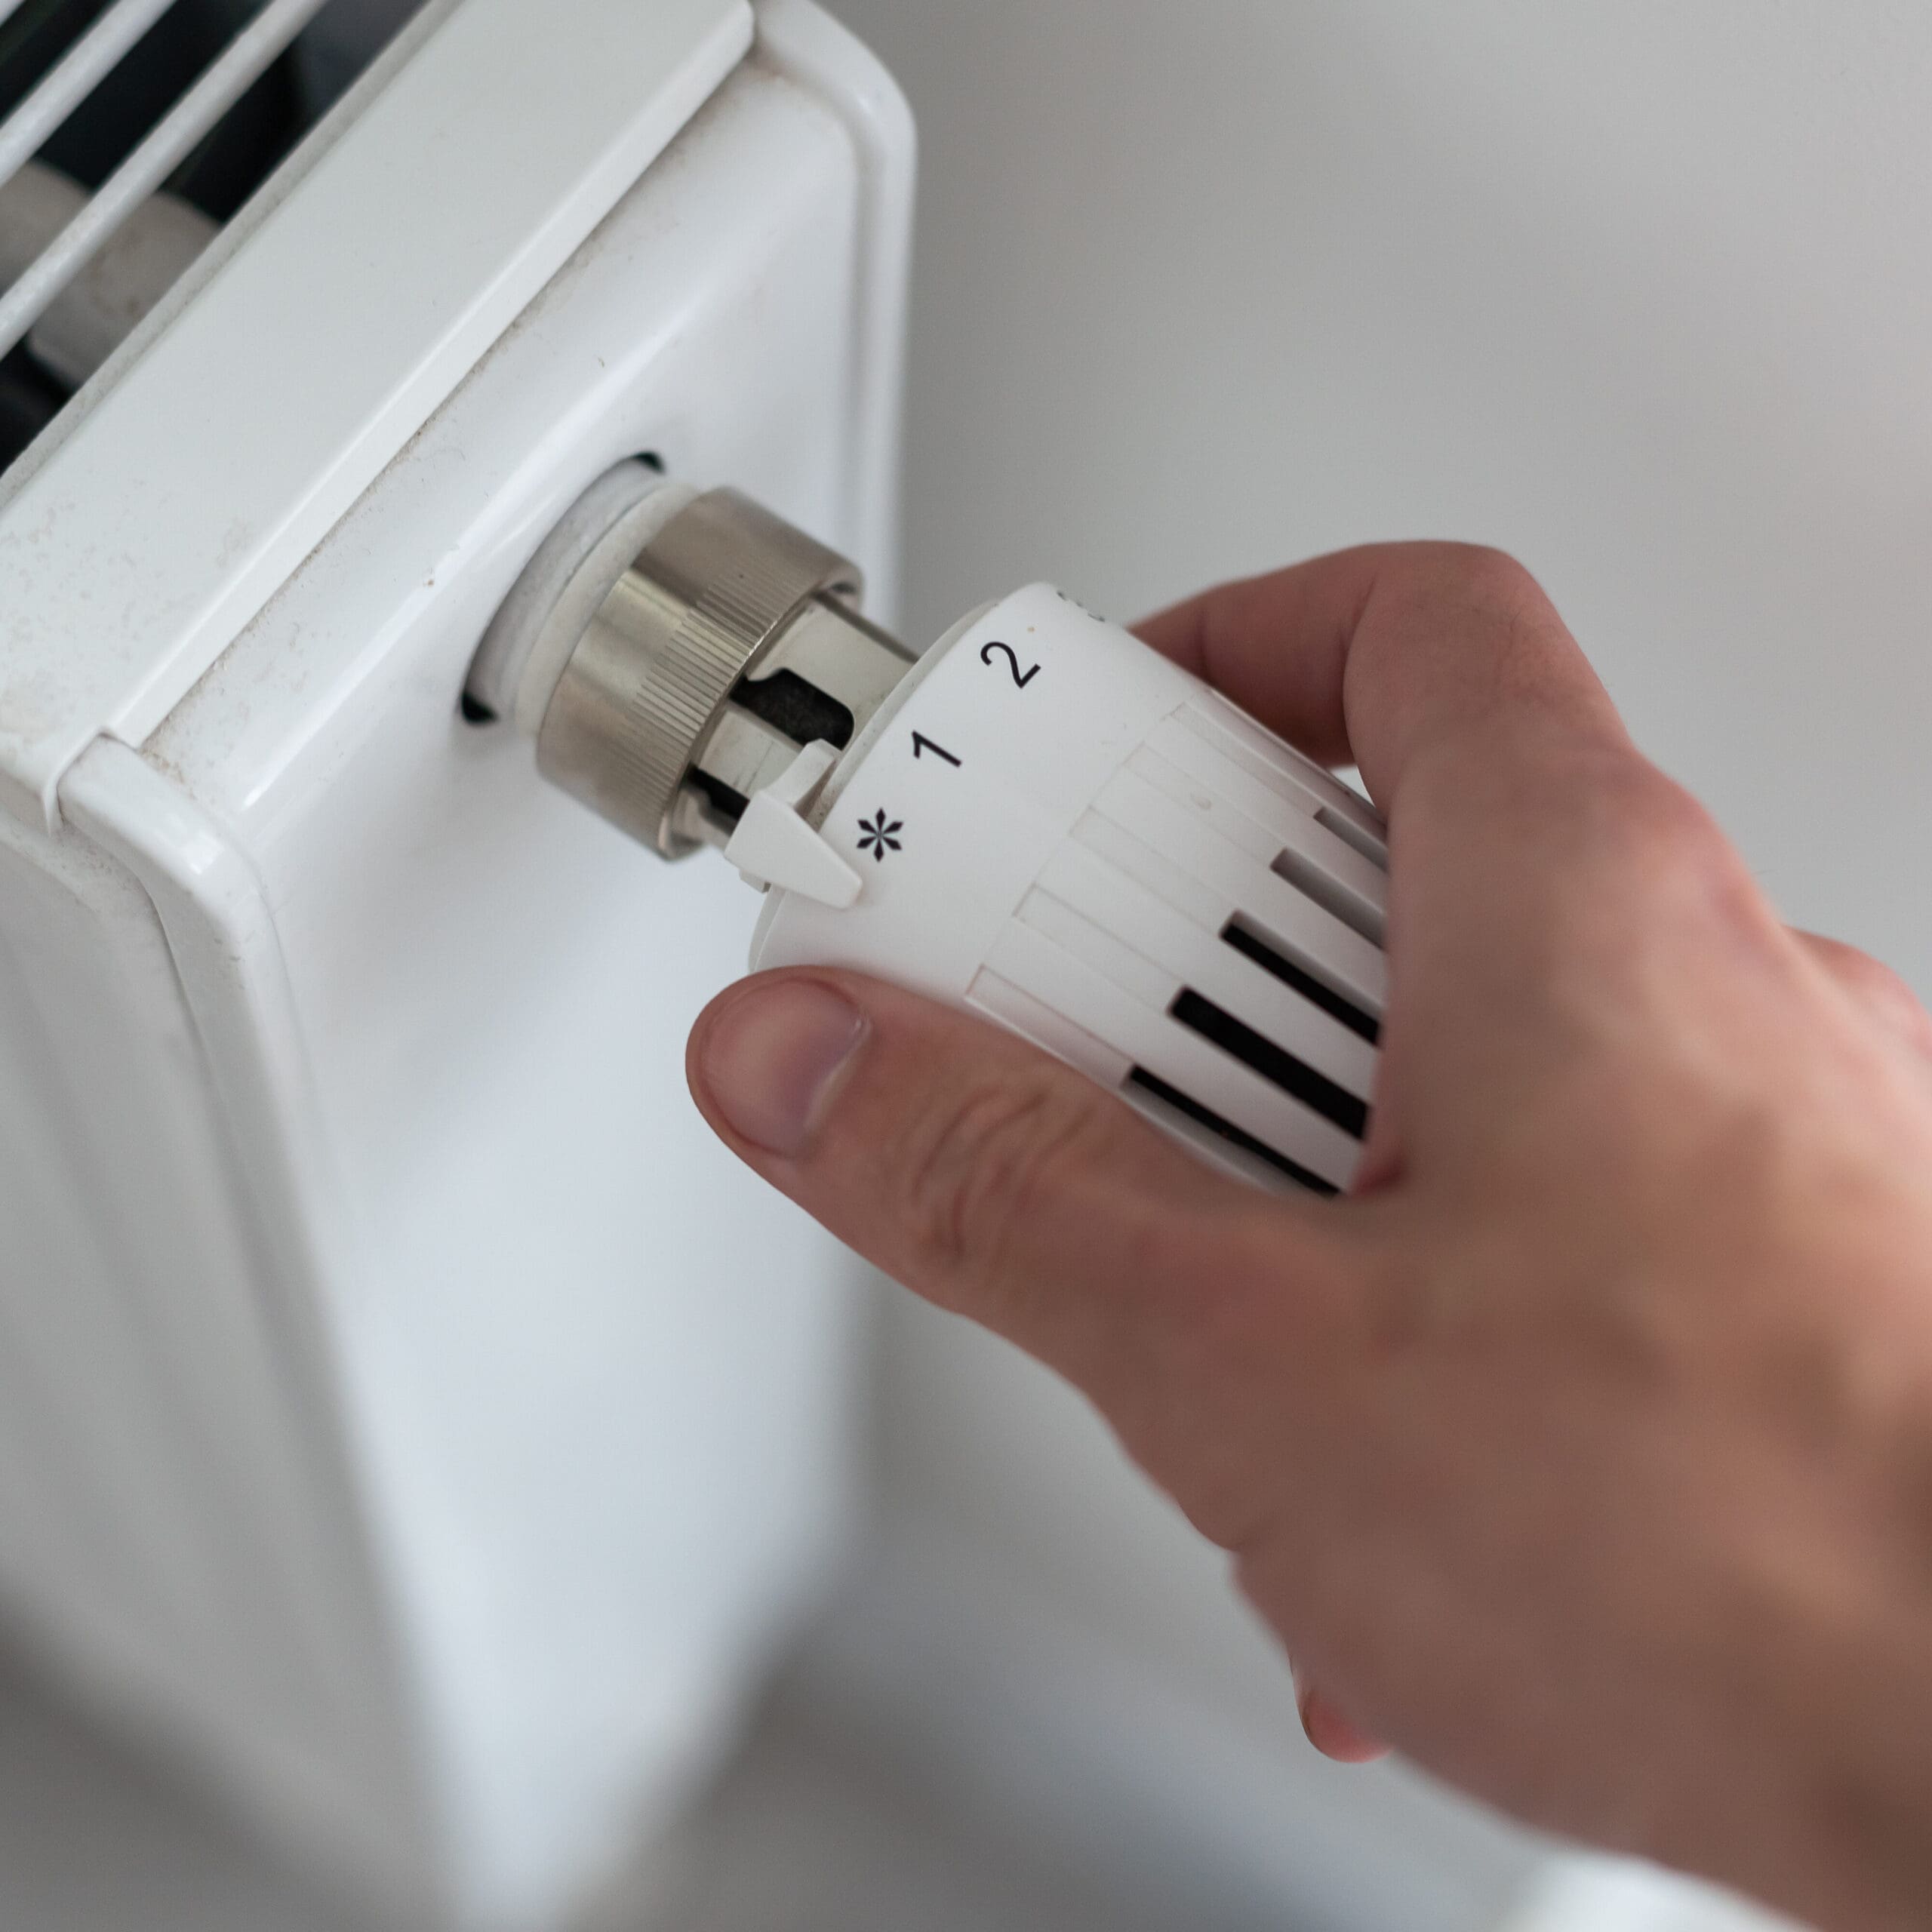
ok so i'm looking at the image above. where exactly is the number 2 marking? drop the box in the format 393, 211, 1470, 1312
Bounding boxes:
912, 732, 961, 768
980, 640, 1041, 689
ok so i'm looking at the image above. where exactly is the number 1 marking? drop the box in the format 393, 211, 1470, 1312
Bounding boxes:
912, 732, 961, 768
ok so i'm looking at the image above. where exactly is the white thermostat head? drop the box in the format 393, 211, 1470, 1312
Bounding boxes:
752, 585, 1386, 1195
475, 472, 1387, 1195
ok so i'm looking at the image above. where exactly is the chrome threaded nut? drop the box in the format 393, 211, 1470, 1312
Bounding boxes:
534, 487, 863, 857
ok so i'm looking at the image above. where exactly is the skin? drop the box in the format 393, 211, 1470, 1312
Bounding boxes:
685, 544, 1932, 1932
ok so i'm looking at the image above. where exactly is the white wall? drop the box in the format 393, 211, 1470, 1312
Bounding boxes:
813, 3, 1930, 1927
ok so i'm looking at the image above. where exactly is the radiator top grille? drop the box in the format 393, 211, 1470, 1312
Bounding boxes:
0, 0, 423, 472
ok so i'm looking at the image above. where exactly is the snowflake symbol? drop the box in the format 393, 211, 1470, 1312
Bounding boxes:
856, 810, 903, 861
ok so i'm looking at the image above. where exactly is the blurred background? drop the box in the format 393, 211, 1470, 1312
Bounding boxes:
5, 0, 1928, 1927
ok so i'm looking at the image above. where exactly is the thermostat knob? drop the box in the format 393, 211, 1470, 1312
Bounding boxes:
754, 585, 1388, 1196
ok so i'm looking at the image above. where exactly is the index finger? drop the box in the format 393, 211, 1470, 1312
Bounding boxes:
1134, 543, 1629, 814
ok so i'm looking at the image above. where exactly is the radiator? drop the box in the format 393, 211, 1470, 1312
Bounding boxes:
0, 2, 912, 1921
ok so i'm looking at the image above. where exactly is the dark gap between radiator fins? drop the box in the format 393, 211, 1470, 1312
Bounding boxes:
1128, 1069, 1339, 1198
1221, 919, 1380, 1046
1169, 989, 1370, 1140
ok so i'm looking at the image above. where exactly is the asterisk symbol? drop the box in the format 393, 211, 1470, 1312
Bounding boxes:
857, 810, 903, 860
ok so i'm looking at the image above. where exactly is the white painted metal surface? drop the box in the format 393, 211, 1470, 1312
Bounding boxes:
0, 0, 752, 830
0, 3, 914, 1924
0, 782, 435, 1918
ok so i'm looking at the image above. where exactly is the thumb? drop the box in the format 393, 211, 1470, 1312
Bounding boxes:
686, 968, 1326, 1404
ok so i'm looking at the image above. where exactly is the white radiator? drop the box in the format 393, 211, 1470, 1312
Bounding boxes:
0, 2, 912, 1923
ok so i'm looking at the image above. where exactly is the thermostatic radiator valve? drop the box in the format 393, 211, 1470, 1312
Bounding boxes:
467, 461, 1389, 1197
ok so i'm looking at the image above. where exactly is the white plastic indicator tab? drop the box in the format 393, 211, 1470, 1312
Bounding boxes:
725, 740, 863, 907
752, 586, 1391, 1196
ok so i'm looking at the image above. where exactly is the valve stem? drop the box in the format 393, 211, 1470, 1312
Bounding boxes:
466, 463, 914, 857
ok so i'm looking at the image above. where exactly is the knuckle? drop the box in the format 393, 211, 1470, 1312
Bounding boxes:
1594, 761, 1751, 909
898, 1067, 1115, 1295
1832, 946, 1912, 1008
1422, 540, 1546, 614
1617, 766, 1722, 859
1821, 946, 1932, 1051
1454, 540, 1538, 592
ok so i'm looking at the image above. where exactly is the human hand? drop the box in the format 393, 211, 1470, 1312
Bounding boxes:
687, 543, 1932, 1932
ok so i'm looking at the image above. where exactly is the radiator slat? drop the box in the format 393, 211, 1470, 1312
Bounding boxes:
0, 0, 180, 192
0, 0, 335, 363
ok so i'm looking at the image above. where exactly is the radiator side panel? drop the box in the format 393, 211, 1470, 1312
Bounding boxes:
0, 799, 437, 1921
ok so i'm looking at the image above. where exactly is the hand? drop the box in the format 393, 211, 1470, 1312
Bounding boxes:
687, 543, 1932, 1932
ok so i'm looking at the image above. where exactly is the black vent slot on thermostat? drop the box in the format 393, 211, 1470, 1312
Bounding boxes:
1315, 803, 1386, 869
1127, 1069, 1338, 1198
1271, 844, 1383, 946
1221, 920, 1380, 1046
1171, 989, 1369, 1140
